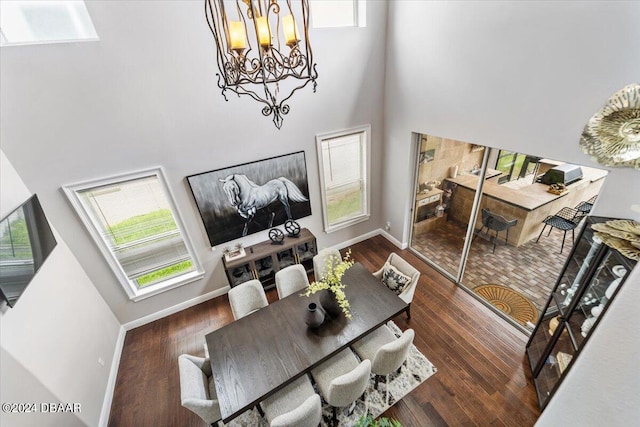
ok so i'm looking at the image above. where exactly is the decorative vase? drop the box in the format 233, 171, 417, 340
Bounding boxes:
304, 302, 325, 328
319, 290, 342, 318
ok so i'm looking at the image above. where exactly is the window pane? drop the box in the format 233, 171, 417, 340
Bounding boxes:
317, 125, 369, 232
1, 1, 98, 46
311, 0, 356, 28
76, 176, 196, 288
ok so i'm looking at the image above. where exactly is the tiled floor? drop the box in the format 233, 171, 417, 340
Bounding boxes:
412, 218, 576, 326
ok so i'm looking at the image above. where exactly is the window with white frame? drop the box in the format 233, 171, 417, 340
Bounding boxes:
1, 1, 98, 46
63, 168, 203, 301
310, 0, 366, 28
316, 125, 370, 232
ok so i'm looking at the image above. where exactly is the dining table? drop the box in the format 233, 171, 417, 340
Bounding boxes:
205, 262, 408, 423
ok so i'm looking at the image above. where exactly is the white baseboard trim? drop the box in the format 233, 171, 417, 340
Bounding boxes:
332, 229, 381, 250
123, 286, 231, 331
99, 325, 126, 427
378, 229, 408, 249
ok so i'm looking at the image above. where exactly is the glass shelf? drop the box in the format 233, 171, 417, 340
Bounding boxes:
534, 322, 576, 408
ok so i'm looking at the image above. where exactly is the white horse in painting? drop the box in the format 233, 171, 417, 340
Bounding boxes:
219, 174, 308, 236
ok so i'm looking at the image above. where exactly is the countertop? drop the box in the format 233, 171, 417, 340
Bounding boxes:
445, 166, 607, 211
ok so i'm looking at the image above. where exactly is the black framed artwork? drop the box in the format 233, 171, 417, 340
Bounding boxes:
187, 151, 312, 246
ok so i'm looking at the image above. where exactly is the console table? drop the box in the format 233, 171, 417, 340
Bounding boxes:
222, 228, 317, 289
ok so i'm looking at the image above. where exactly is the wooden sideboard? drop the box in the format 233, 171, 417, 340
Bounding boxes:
222, 228, 317, 289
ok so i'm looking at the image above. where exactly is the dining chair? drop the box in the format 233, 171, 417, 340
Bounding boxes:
228, 279, 268, 320
373, 253, 420, 319
178, 354, 222, 427
310, 348, 371, 426
536, 206, 586, 253
312, 248, 342, 281
474, 208, 518, 253
260, 374, 322, 427
275, 264, 310, 299
352, 326, 415, 391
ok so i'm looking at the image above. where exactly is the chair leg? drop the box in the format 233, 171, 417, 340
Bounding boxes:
332, 406, 337, 427
256, 404, 264, 417
505, 228, 510, 246
492, 231, 498, 253
405, 303, 411, 319
560, 230, 567, 254
374, 375, 380, 390
536, 225, 548, 243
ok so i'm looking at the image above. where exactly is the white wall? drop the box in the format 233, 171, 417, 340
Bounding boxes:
0, 151, 122, 426
0, 0, 389, 324
383, 1, 640, 424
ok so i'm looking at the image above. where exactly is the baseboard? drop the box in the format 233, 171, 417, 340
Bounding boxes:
123, 286, 231, 331
332, 229, 381, 250
378, 229, 407, 249
99, 325, 126, 427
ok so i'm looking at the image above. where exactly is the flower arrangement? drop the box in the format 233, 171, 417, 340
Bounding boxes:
302, 249, 354, 319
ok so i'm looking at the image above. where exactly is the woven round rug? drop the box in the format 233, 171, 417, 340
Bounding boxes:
474, 284, 539, 326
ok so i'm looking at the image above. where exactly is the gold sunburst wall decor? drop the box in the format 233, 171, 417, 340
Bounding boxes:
580, 83, 640, 169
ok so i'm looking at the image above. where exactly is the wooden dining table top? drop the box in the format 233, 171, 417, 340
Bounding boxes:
205, 262, 408, 423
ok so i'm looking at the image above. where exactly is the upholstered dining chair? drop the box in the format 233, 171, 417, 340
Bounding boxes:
275, 264, 310, 299
310, 348, 371, 426
373, 253, 420, 319
352, 326, 415, 391
313, 248, 342, 281
260, 374, 322, 427
228, 279, 268, 320
178, 354, 222, 427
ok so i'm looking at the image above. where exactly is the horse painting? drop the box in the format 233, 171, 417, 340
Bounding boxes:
219, 174, 308, 236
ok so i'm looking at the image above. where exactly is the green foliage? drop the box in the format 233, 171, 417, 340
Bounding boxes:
136, 260, 194, 287
302, 249, 354, 319
355, 415, 402, 427
108, 209, 177, 245
327, 188, 362, 224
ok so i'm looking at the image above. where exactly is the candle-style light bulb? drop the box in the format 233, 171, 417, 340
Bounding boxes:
256, 16, 271, 48
282, 14, 299, 47
228, 21, 247, 51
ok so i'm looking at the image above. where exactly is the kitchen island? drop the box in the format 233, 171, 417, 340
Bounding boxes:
445, 166, 607, 246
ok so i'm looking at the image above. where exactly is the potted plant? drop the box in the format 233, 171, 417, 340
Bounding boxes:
355, 415, 403, 427
302, 250, 354, 319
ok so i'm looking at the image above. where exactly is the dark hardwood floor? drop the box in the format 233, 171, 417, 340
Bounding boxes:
108, 235, 540, 426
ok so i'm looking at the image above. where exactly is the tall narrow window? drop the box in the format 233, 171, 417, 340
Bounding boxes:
316, 125, 370, 232
310, 0, 366, 28
64, 168, 203, 301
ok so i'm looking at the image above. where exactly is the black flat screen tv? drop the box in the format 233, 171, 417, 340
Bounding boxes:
0, 194, 57, 307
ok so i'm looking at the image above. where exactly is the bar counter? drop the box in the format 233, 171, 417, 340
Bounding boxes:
445, 166, 607, 246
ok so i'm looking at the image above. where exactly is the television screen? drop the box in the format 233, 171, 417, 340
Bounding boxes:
0, 194, 57, 307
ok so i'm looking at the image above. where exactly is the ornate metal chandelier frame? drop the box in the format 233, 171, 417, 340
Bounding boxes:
205, 0, 318, 129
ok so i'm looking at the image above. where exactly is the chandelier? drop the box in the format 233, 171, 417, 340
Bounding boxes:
205, 0, 318, 129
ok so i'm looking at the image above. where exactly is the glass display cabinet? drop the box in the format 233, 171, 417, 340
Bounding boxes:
526, 216, 637, 410
223, 228, 317, 289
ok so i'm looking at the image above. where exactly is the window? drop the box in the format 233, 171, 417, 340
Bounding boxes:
316, 125, 370, 232
1, 1, 98, 46
63, 168, 204, 301
310, 0, 366, 28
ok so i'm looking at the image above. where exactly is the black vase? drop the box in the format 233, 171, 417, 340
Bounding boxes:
319, 290, 342, 318
304, 302, 325, 328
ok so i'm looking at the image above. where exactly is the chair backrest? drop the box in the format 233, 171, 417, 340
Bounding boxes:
371, 329, 415, 375
482, 208, 517, 232
555, 207, 585, 225
275, 264, 310, 299
178, 354, 221, 424
313, 248, 342, 281
228, 279, 268, 320
326, 359, 371, 408
383, 253, 420, 304
271, 394, 322, 427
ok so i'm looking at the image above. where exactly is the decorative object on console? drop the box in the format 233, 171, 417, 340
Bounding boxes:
204, 0, 318, 129
268, 228, 285, 245
223, 244, 246, 262
579, 83, 640, 169
284, 219, 301, 237
187, 151, 311, 246
302, 249, 354, 319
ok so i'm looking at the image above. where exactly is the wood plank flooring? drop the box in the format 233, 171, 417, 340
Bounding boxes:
108, 235, 540, 426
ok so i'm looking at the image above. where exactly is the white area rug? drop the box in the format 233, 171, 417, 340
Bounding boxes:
224, 321, 437, 426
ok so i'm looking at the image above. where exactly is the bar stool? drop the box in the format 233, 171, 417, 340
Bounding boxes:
536, 207, 586, 253
575, 195, 597, 215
